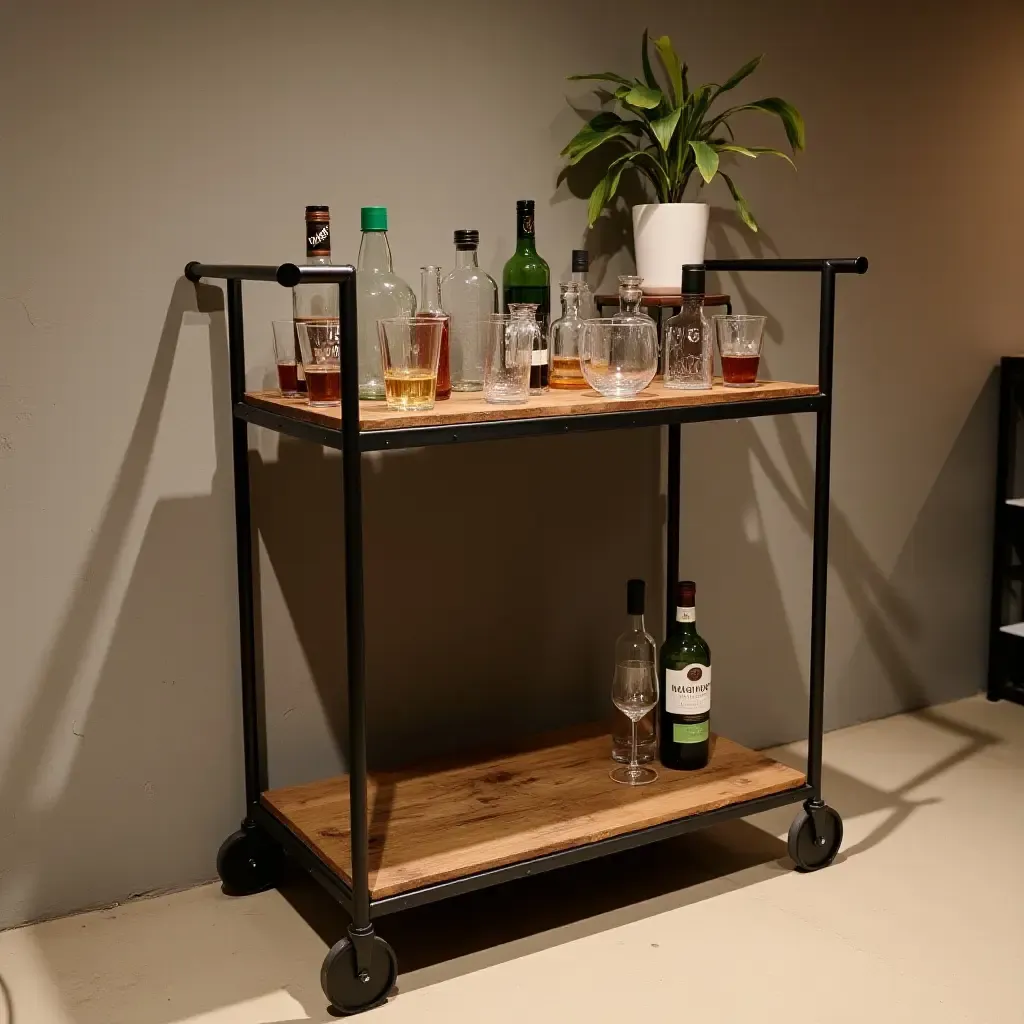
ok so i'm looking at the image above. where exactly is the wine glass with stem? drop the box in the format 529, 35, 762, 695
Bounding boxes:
610, 660, 659, 786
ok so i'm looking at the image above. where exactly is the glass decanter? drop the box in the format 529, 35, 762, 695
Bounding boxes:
611, 275, 655, 328
570, 249, 597, 321
549, 282, 589, 390
442, 229, 498, 392
356, 206, 416, 400
419, 266, 451, 400
664, 264, 712, 390
508, 302, 546, 396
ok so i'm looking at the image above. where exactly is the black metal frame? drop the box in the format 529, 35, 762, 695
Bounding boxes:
987, 356, 1024, 704
184, 255, 867, 959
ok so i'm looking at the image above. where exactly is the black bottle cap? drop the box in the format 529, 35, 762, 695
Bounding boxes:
677, 580, 696, 607
454, 229, 480, 250
572, 249, 589, 273
516, 199, 535, 213
305, 205, 329, 214
627, 578, 646, 616
681, 264, 705, 296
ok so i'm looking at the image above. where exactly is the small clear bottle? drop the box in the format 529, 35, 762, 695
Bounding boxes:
570, 249, 597, 321
356, 206, 416, 400
442, 229, 498, 392
508, 303, 546, 395
611, 579, 658, 764
549, 283, 589, 390
612, 275, 655, 328
419, 266, 451, 400
664, 264, 712, 390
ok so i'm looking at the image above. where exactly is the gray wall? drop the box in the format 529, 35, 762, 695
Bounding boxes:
1, 0, 1018, 928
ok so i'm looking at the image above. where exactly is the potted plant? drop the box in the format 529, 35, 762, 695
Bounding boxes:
561, 32, 805, 293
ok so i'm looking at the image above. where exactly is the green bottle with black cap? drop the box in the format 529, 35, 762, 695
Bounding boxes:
502, 199, 551, 389
357, 206, 416, 400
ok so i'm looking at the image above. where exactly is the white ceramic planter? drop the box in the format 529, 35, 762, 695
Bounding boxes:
631, 202, 709, 295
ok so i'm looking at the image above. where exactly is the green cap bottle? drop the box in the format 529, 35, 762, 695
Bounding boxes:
361, 206, 388, 232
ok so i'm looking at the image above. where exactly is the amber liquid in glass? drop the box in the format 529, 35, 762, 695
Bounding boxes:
277, 362, 299, 395
305, 365, 341, 404
721, 354, 760, 386
549, 355, 588, 390
419, 312, 451, 400
384, 369, 435, 410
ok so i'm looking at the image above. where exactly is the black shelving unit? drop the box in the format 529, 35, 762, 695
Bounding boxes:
184, 255, 868, 1014
988, 355, 1024, 704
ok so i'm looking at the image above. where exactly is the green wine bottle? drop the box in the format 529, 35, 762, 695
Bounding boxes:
502, 199, 550, 390
659, 580, 711, 770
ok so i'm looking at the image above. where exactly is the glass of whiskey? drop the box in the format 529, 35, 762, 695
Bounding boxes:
295, 320, 341, 407
378, 316, 444, 412
714, 314, 766, 387
271, 320, 302, 397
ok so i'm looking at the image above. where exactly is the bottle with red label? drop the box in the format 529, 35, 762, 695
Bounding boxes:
659, 580, 711, 770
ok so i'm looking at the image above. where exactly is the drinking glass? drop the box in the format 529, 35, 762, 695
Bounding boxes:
714, 314, 766, 387
482, 313, 533, 404
271, 320, 302, 397
295, 320, 341, 407
377, 315, 444, 411
579, 318, 658, 398
610, 658, 659, 786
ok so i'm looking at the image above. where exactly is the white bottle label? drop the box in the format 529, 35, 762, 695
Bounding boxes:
531, 348, 549, 366
677, 607, 696, 622
665, 665, 711, 715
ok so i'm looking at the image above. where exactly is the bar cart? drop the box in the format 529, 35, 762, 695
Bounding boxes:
184, 255, 868, 1015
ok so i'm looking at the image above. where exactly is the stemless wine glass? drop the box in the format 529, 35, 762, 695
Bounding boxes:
610, 657, 659, 785
579, 318, 658, 398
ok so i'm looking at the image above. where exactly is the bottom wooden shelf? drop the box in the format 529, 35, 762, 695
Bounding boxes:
262, 730, 806, 900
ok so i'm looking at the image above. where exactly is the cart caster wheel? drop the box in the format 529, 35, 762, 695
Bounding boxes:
216, 825, 282, 896
321, 934, 397, 1015
788, 803, 843, 872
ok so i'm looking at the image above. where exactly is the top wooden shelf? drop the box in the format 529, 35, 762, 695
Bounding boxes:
240, 379, 822, 451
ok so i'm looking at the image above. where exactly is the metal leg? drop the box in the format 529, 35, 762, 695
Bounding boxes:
988, 360, 1013, 701
225, 280, 265, 811
805, 267, 836, 799
666, 423, 681, 639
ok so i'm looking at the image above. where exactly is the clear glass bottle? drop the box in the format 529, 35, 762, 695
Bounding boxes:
292, 205, 338, 395
508, 303, 545, 395
549, 282, 588, 390
356, 206, 416, 400
612, 275, 655, 328
664, 264, 712, 390
570, 249, 597, 321
419, 266, 451, 401
443, 229, 497, 392
612, 579, 658, 764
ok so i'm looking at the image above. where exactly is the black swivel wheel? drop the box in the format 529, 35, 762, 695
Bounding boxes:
788, 803, 843, 872
321, 934, 397, 1015
216, 824, 283, 896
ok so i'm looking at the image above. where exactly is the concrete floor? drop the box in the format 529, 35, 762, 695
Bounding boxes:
1, 695, 1022, 1023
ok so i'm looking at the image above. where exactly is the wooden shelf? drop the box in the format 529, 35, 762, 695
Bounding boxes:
594, 292, 730, 309
262, 729, 806, 900
244, 379, 819, 435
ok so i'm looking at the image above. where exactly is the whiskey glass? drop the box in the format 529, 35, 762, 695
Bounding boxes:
377, 315, 444, 411
714, 314, 766, 387
295, 320, 341, 407
483, 313, 533, 404
271, 320, 302, 397
610, 657, 659, 786
579, 318, 658, 399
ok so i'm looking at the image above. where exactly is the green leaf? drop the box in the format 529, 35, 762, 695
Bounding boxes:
650, 108, 681, 152
689, 140, 719, 183
712, 55, 762, 99
715, 143, 758, 159
641, 29, 659, 91
560, 112, 625, 156
567, 125, 634, 164
721, 172, 759, 231
735, 145, 797, 168
737, 97, 806, 151
567, 71, 632, 86
653, 35, 684, 105
615, 82, 663, 109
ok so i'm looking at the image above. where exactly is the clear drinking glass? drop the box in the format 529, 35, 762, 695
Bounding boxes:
377, 316, 444, 411
610, 646, 659, 786
579, 318, 658, 398
271, 320, 301, 397
483, 313, 532, 404
549, 282, 589, 390
715, 314, 766, 387
295, 320, 341, 407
